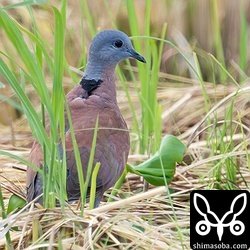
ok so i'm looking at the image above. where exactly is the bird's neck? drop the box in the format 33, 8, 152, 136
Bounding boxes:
83, 62, 117, 103
84, 59, 116, 80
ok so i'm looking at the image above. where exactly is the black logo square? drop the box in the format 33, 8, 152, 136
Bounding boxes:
190, 190, 250, 250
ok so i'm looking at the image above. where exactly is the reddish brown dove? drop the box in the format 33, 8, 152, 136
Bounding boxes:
26, 30, 146, 207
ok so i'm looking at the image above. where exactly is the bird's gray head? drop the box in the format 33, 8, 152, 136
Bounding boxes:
84, 30, 146, 79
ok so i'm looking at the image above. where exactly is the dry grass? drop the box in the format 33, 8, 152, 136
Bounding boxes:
0, 184, 191, 249
1, 78, 249, 249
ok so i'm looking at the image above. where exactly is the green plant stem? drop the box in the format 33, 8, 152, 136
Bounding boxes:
108, 168, 128, 203
0, 185, 14, 250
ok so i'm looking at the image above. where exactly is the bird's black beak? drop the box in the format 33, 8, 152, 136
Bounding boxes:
128, 49, 146, 63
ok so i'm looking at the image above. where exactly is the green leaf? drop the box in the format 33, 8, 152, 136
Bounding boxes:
7, 195, 26, 215
132, 224, 145, 233
127, 135, 186, 186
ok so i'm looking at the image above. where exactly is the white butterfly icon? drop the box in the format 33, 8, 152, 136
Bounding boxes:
193, 193, 247, 241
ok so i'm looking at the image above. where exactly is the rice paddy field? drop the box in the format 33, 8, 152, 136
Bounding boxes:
0, 0, 250, 249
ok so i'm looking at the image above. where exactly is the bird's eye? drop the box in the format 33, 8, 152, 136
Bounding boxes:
114, 39, 123, 48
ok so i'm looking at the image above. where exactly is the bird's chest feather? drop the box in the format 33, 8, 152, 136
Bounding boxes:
65, 95, 129, 152
65, 95, 130, 186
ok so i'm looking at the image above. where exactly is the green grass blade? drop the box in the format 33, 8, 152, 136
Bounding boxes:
0, 10, 51, 109
0, 58, 49, 148
65, 103, 86, 214
239, 0, 248, 82
83, 116, 99, 206
80, 0, 96, 37
210, 0, 226, 83
107, 168, 128, 203
1, 0, 47, 10
89, 162, 101, 209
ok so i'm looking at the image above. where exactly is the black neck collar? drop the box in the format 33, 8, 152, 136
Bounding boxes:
79, 78, 103, 95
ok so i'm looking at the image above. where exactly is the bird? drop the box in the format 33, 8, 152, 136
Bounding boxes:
26, 30, 146, 208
